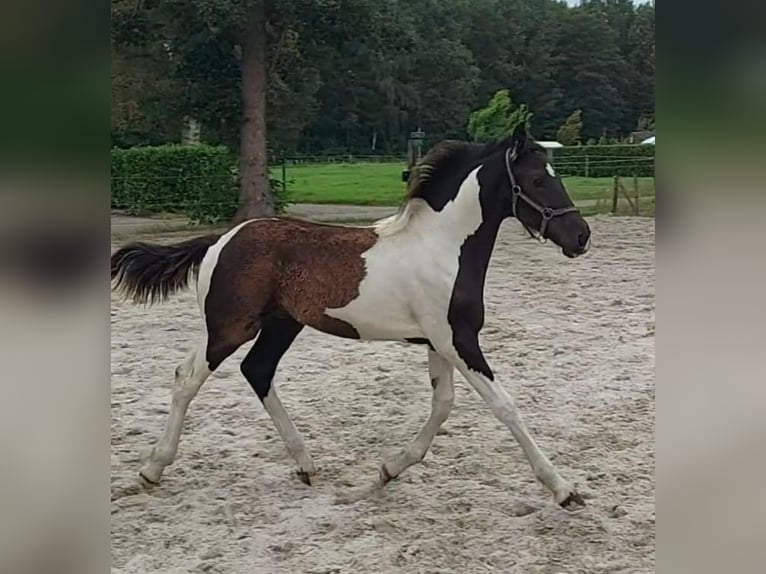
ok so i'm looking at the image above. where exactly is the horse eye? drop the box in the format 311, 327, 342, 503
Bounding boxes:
533, 177, 544, 187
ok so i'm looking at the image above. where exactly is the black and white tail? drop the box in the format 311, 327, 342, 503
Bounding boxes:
111, 234, 220, 304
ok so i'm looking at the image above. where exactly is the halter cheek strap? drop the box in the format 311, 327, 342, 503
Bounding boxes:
504, 148, 579, 242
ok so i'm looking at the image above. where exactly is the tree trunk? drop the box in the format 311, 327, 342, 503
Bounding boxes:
234, 2, 273, 224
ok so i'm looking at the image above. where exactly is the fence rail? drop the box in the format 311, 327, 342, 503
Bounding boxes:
111, 146, 654, 219
281, 154, 407, 165
272, 154, 655, 189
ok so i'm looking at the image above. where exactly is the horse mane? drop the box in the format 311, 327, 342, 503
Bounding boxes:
375, 135, 543, 236
404, 139, 502, 203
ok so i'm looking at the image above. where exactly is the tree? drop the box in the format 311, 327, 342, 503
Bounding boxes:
409, 38, 479, 141
624, 3, 655, 131
556, 109, 583, 145
462, 0, 566, 139
636, 115, 654, 132
111, 0, 655, 160
554, 4, 626, 140
235, 2, 272, 221
466, 89, 533, 143
111, 1, 186, 147
118, 0, 334, 221
406, 1, 479, 142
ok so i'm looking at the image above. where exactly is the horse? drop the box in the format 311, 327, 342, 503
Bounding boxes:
111, 122, 591, 510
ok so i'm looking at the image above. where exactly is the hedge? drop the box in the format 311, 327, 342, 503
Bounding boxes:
111, 144, 286, 224
552, 144, 654, 177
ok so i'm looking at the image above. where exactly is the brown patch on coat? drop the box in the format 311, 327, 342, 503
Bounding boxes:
204, 218, 377, 364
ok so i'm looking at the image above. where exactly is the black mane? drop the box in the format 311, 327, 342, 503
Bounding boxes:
404, 136, 545, 210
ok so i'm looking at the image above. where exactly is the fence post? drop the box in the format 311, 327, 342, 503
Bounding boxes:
612, 175, 619, 214
585, 155, 589, 178
633, 173, 639, 215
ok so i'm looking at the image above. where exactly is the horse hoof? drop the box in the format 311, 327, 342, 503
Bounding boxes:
138, 471, 160, 488
379, 464, 394, 485
559, 491, 586, 510
296, 470, 312, 486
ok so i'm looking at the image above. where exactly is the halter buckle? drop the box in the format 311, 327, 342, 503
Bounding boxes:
541, 207, 554, 220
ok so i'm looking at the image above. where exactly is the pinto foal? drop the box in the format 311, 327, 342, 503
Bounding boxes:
111, 124, 591, 509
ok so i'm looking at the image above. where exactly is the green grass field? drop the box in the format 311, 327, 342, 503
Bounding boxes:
273, 161, 654, 216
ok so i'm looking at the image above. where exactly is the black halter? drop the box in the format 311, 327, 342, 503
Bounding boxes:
504, 148, 579, 242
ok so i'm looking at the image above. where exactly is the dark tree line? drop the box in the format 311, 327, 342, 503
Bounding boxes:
112, 0, 654, 218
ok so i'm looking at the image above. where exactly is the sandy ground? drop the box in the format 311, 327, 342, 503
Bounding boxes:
111, 215, 655, 574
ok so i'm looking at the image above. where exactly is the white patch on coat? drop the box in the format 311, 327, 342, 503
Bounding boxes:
546, 163, 556, 177
325, 167, 485, 341
374, 201, 421, 236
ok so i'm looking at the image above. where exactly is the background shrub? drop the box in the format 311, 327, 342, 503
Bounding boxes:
552, 144, 654, 177
112, 144, 287, 223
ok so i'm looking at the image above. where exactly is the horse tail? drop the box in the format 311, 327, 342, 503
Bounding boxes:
111, 234, 221, 304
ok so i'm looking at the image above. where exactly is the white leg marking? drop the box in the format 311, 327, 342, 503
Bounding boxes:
262, 389, 316, 477
381, 350, 454, 481
438, 345, 578, 505
140, 343, 211, 484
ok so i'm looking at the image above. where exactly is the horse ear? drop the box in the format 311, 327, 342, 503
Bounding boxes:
510, 122, 528, 157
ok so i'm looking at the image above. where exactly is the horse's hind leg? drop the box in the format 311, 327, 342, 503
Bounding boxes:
139, 342, 212, 485
379, 349, 454, 483
139, 332, 250, 485
240, 315, 316, 484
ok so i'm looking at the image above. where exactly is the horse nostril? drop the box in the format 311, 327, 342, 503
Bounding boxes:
578, 232, 589, 248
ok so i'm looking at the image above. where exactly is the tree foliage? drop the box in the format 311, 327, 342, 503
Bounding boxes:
111, 0, 655, 154
467, 90, 532, 143
557, 109, 584, 146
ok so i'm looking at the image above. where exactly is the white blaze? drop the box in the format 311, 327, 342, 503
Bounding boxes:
546, 163, 556, 177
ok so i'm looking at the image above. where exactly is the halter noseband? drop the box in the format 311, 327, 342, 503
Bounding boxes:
504, 148, 579, 243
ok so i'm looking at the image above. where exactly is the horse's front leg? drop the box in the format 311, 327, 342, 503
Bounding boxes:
431, 326, 585, 510
379, 349, 454, 483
